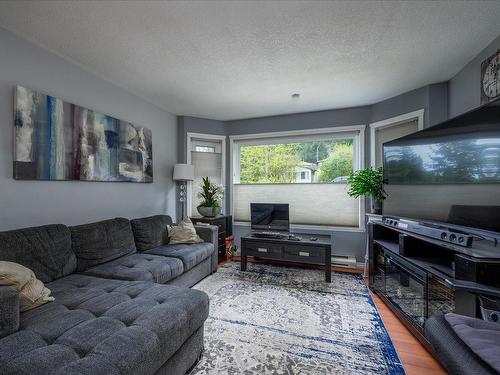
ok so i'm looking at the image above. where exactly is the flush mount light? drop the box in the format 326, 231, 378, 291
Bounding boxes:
291, 93, 300, 99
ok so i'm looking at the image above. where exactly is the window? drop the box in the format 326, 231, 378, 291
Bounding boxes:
187, 134, 226, 217
370, 110, 424, 167
374, 120, 419, 166
231, 126, 365, 228
195, 145, 216, 153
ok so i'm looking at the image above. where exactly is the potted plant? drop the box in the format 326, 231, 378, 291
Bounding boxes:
347, 167, 387, 214
197, 176, 224, 217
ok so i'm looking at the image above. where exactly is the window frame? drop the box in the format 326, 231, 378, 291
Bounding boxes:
229, 125, 366, 232
369, 109, 424, 168
186, 132, 226, 217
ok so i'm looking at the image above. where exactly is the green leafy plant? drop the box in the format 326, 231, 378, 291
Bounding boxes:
347, 167, 387, 202
239, 144, 302, 183
197, 177, 224, 208
317, 142, 354, 182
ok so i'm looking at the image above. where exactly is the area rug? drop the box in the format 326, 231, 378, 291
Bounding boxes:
191, 262, 405, 374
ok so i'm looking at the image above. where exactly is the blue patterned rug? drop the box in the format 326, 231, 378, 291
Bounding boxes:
192, 262, 405, 374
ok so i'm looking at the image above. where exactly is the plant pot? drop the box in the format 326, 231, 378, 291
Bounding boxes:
197, 206, 221, 217
371, 198, 383, 214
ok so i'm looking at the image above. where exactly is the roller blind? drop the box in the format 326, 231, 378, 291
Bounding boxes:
191, 151, 222, 216
234, 183, 358, 226
375, 119, 419, 167
232, 131, 362, 227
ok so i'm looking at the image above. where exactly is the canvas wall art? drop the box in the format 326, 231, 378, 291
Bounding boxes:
13, 86, 153, 182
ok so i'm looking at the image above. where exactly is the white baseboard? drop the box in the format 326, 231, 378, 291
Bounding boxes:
331, 255, 357, 268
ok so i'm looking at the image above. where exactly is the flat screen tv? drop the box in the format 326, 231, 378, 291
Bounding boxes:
251, 203, 290, 231
382, 99, 500, 233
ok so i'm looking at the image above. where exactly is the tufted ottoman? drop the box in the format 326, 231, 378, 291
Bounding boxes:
0, 274, 209, 375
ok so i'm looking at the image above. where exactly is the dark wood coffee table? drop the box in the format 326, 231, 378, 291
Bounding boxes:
240, 233, 332, 282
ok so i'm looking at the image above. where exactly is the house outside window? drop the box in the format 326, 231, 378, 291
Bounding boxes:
295, 165, 315, 183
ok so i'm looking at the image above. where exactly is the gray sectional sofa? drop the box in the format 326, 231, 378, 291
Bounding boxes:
0, 215, 218, 375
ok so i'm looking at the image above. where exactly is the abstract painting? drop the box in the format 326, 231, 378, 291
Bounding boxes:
13, 86, 153, 182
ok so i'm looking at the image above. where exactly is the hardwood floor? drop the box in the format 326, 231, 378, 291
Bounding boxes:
226, 258, 446, 374
371, 292, 447, 375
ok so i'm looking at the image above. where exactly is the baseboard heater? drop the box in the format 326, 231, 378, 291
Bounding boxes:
331, 255, 357, 268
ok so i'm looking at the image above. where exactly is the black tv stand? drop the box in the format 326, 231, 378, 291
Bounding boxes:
367, 214, 500, 348
240, 232, 332, 282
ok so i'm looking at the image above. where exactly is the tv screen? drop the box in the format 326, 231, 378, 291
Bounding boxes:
382, 100, 500, 232
384, 114, 500, 185
251, 203, 289, 231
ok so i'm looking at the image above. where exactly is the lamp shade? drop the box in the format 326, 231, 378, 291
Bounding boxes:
173, 163, 195, 181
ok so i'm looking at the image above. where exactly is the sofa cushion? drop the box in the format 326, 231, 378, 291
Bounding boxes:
0, 274, 209, 375
130, 215, 172, 251
70, 218, 136, 272
82, 254, 184, 284
0, 261, 54, 312
445, 313, 500, 373
0, 224, 75, 283
167, 217, 203, 244
144, 242, 214, 272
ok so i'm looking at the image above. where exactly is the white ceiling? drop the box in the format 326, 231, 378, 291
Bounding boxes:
1, 1, 500, 121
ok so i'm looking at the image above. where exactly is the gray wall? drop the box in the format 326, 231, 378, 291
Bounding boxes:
371, 85, 431, 126
449, 34, 500, 118
226, 106, 371, 135
370, 82, 448, 128
0, 28, 178, 230
428, 83, 449, 126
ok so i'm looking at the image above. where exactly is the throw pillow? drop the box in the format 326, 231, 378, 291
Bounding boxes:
168, 217, 204, 244
0, 261, 55, 312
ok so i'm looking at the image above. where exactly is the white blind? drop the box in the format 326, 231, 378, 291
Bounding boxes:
234, 183, 358, 226
191, 151, 222, 216
375, 119, 419, 167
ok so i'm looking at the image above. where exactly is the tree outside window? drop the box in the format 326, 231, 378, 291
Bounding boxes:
239, 139, 353, 184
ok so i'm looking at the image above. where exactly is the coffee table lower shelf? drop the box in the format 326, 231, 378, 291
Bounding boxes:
240, 234, 332, 283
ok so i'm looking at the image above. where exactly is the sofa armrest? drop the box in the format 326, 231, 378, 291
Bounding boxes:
0, 286, 20, 338
195, 224, 218, 273
425, 315, 496, 375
